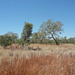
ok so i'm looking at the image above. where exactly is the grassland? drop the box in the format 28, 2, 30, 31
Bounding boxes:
0, 44, 75, 75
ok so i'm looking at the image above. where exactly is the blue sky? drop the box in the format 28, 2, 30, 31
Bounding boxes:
0, 0, 75, 38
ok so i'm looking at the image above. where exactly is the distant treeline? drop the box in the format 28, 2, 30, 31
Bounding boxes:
0, 19, 75, 47
30, 37, 75, 44
0, 32, 75, 47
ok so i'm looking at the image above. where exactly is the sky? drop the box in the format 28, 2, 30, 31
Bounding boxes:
0, 0, 75, 38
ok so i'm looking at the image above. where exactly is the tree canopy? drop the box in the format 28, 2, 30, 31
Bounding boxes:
5, 32, 18, 43
21, 22, 33, 44
0, 35, 12, 47
39, 19, 64, 45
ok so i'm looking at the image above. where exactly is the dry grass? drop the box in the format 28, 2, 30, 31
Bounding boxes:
0, 44, 75, 61
0, 54, 75, 75
0, 44, 75, 59
0, 44, 75, 75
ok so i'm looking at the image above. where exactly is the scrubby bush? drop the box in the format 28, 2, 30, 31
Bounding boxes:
5, 32, 18, 43
0, 35, 12, 47
73, 42, 75, 45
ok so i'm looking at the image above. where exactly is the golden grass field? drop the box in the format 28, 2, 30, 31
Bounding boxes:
0, 44, 75, 75
0, 44, 75, 59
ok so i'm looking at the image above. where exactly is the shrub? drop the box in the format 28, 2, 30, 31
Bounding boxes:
73, 42, 75, 45
0, 35, 12, 47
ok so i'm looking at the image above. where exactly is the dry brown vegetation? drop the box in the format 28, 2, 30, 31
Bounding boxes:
0, 54, 75, 75
0, 44, 75, 75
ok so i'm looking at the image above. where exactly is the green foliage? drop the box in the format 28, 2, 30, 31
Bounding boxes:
38, 31, 46, 43
21, 22, 33, 44
60, 36, 68, 43
31, 32, 39, 43
5, 32, 18, 43
1, 19, 74, 45
68, 38, 75, 43
73, 42, 75, 45
0, 32, 18, 47
39, 19, 64, 45
0, 35, 12, 47
31, 31, 45, 43
15, 39, 23, 45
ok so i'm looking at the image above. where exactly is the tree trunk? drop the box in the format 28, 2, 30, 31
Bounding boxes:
52, 35, 59, 45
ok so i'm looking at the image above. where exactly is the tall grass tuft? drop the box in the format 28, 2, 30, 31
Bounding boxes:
0, 54, 75, 75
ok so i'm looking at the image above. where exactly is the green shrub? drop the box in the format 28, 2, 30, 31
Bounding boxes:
73, 42, 75, 45
0, 35, 12, 47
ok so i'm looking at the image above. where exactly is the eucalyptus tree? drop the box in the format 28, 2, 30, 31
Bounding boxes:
32, 31, 46, 43
21, 22, 33, 45
31, 32, 38, 43
39, 19, 64, 45
38, 30, 46, 43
